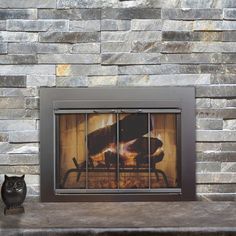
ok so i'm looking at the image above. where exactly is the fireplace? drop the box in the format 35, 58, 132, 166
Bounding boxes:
40, 87, 195, 201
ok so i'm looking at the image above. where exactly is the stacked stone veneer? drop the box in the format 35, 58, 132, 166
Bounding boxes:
0, 0, 236, 201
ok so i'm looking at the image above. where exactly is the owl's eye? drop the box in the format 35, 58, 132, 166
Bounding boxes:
16, 182, 23, 188
6, 182, 14, 188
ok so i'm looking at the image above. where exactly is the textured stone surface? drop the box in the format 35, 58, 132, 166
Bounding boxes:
38, 54, 100, 64
101, 8, 161, 20
6, 20, 69, 32
102, 53, 160, 65
162, 9, 222, 20
38, 9, 101, 20
69, 20, 100, 32
0, 202, 236, 234
0, 1, 235, 200
0, 76, 26, 88
0, 9, 37, 20
39, 32, 100, 43
101, 20, 130, 31
0, 0, 56, 8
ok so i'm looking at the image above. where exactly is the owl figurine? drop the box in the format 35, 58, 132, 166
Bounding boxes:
1, 175, 27, 215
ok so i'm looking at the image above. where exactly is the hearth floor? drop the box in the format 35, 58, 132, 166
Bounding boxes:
0, 201, 236, 236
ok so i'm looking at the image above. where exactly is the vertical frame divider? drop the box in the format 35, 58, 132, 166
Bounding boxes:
117, 112, 120, 189
148, 113, 151, 189
85, 113, 88, 189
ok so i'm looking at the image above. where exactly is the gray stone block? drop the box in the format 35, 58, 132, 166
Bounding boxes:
0, 9, 37, 20
118, 64, 182, 75
223, 0, 236, 8
70, 43, 100, 54
27, 75, 56, 87
181, 0, 222, 8
0, 76, 26, 88
197, 182, 236, 193
0, 0, 56, 8
197, 108, 236, 119
102, 42, 131, 53
131, 41, 162, 53
227, 99, 236, 107
200, 64, 223, 74
0, 21, 6, 30
39, 32, 100, 43
224, 120, 236, 130
0, 32, 38, 42
222, 53, 236, 63
0, 132, 8, 142
149, 74, 210, 86
161, 53, 222, 64
102, 8, 161, 20
196, 99, 211, 108
101, 20, 131, 31
116, 75, 149, 86
196, 118, 223, 130
101, 31, 162, 42
8, 43, 70, 54
0, 43, 7, 54
0, 120, 36, 131
57, 65, 118, 76
0, 154, 39, 165
69, 20, 100, 32
57, 0, 102, 8
6, 20, 69, 32
163, 20, 193, 31
162, 31, 222, 42
196, 142, 236, 152
9, 131, 39, 143
179, 65, 201, 74
197, 162, 221, 173
193, 21, 222, 31
0, 55, 37, 65
0, 65, 55, 75
131, 19, 162, 31
221, 162, 236, 172
162, 42, 191, 53
25, 98, 39, 109
20, 110, 39, 120
0, 88, 38, 97
102, 53, 161, 65
88, 76, 118, 87
223, 31, 236, 41
38, 9, 101, 20
0, 166, 39, 175
162, 9, 222, 20
56, 76, 88, 87
197, 151, 236, 162
224, 9, 236, 19
196, 85, 236, 98
0, 97, 25, 109
38, 54, 100, 64
196, 130, 236, 142
210, 99, 228, 108
211, 74, 236, 84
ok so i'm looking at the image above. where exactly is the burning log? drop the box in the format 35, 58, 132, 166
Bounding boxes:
87, 114, 152, 155
135, 151, 164, 169
104, 150, 125, 169
127, 137, 163, 155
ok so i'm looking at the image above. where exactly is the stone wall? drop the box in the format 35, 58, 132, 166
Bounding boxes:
0, 0, 236, 201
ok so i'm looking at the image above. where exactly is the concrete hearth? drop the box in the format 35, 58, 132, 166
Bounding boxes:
0, 201, 236, 235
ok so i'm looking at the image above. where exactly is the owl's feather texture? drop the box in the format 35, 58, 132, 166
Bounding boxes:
1, 175, 27, 208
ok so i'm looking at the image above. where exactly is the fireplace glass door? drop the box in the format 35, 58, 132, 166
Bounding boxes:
56, 110, 180, 192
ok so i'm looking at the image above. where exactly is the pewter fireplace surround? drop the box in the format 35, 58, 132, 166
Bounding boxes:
40, 87, 195, 201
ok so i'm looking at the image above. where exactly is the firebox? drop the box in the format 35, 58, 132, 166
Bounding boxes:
40, 87, 195, 201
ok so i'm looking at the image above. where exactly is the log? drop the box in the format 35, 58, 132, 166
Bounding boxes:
127, 137, 163, 155
87, 114, 151, 155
